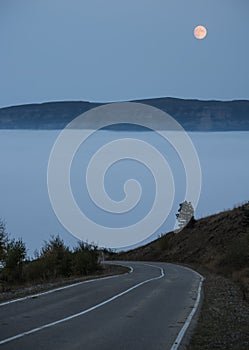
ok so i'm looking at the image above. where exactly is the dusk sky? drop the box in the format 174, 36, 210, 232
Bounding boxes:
1, 0, 249, 108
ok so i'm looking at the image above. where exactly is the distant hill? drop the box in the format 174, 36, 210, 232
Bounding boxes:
114, 203, 249, 298
0, 97, 249, 131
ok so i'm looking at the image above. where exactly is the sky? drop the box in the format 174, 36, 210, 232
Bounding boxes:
0, 1, 249, 252
1, 0, 249, 108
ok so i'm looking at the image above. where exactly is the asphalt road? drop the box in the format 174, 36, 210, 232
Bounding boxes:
0, 262, 203, 350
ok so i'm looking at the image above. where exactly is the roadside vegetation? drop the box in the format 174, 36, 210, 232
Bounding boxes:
0, 221, 101, 291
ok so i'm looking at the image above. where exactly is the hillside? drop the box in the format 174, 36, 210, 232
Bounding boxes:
0, 97, 249, 131
115, 203, 249, 297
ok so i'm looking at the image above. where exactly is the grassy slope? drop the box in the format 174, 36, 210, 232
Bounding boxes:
115, 203, 249, 298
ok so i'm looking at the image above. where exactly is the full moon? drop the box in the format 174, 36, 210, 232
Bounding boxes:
194, 25, 207, 40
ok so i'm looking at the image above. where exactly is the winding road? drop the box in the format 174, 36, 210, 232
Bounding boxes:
0, 262, 203, 350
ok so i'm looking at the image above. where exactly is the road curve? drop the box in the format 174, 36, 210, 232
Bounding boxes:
0, 262, 203, 350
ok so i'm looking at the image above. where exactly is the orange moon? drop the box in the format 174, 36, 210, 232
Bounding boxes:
194, 25, 207, 40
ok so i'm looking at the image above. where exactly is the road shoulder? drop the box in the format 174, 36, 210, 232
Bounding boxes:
186, 268, 249, 350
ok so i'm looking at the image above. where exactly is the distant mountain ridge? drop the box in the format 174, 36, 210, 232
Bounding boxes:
0, 97, 249, 131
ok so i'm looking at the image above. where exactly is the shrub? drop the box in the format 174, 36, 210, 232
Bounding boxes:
157, 234, 171, 251
242, 202, 249, 226
0, 219, 8, 264
220, 230, 249, 270
39, 235, 72, 279
72, 242, 100, 276
1, 238, 26, 282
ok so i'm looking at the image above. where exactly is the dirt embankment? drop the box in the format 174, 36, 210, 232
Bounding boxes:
116, 203, 249, 299
113, 203, 249, 349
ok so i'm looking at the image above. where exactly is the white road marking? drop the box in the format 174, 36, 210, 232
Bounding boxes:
0, 264, 133, 307
170, 267, 204, 350
0, 264, 164, 345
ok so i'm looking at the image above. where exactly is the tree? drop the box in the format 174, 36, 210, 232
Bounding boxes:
72, 241, 99, 276
176, 201, 196, 231
2, 238, 26, 281
1, 222, 26, 284
40, 235, 72, 278
0, 220, 8, 264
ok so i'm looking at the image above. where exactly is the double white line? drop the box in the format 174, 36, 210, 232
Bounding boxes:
0, 263, 164, 346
